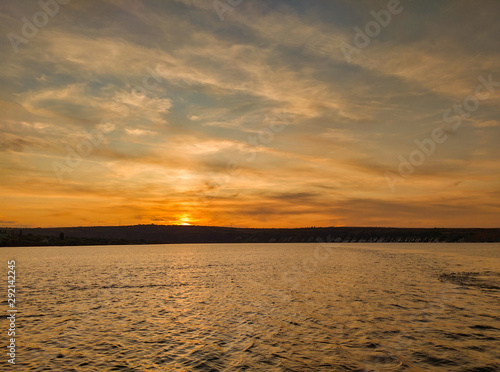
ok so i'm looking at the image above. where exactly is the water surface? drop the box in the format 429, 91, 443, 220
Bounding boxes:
1, 243, 499, 371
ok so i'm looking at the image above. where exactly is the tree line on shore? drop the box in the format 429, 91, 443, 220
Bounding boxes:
1, 225, 499, 247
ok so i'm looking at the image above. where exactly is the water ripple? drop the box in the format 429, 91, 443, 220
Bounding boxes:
0, 243, 499, 371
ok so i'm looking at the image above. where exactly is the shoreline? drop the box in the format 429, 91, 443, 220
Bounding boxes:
2, 225, 500, 247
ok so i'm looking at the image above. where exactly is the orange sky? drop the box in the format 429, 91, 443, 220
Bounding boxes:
1, 0, 499, 228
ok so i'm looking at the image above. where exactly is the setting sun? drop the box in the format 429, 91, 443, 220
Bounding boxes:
176, 214, 192, 226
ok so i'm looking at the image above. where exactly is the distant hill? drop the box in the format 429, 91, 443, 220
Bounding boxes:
1, 225, 500, 247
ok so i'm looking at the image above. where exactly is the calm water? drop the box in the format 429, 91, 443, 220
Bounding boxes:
1, 243, 499, 371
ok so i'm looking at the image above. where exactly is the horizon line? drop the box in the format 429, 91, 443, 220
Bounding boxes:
2, 224, 499, 230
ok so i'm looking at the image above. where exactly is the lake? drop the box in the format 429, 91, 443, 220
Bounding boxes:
1, 243, 499, 371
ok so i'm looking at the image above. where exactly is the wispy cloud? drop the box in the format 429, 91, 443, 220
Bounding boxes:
0, 0, 499, 227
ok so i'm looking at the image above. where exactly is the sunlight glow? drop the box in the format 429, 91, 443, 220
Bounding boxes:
175, 214, 192, 226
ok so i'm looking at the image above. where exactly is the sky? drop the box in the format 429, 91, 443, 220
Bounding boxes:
0, 0, 499, 228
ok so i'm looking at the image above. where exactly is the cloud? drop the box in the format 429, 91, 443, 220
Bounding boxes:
0, 0, 499, 227
474, 120, 500, 128
124, 128, 156, 136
